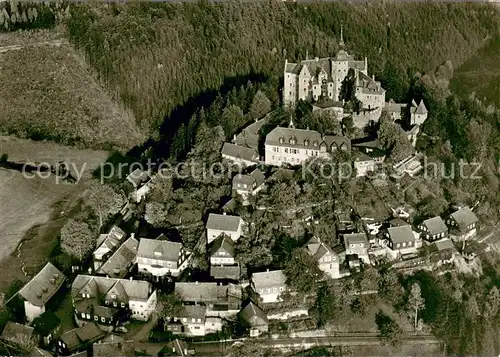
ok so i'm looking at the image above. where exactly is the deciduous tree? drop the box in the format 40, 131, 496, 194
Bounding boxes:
408, 282, 425, 329
86, 182, 126, 229
248, 90, 272, 120
60, 219, 95, 261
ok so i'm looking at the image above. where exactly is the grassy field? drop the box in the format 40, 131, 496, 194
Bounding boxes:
0, 30, 145, 151
450, 36, 500, 108
0, 137, 109, 293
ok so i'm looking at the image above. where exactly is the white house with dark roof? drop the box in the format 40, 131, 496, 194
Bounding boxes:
238, 302, 269, 337
264, 126, 350, 167
165, 305, 207, 337
251, 270, 287, 304
384, 225, 420, 258
232, 168, 266, 205
174, 282, 242, 317
97, 236, 138, 279
418, 216, 448, 242
56, 322, 105, 356
17, 262, 66, 323
352, 145, 386, 177
206, 213, 244, 244
136, 238, 189, 279
446, 206, 479, 241
305, 237, 344, 279
410, 99, 428, 126
71, 275, 156, 323
431, 238, 457, 267
221, 142, 259, 167
343, 233, 370, 265
209, 234, 236, 266
93, 226, 126, 271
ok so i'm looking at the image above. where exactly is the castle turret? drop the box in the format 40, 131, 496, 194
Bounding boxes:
339, 24, 345, 48
289, 115, 295, 129
364, 57, 368, 74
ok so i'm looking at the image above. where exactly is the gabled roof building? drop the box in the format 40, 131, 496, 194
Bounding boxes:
136, 238, 190, 279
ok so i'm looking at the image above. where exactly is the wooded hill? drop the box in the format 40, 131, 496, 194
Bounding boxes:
65, 1, 500, 143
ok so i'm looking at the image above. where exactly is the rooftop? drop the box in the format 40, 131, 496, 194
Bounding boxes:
98, 237, 138, 278
126, 168, 150, 187
434, 238, 456, 252
72, 275, 153, 302
60, 323, 105, 351
221, 143, 259, 163
206, 213, 242, 232
210, 234, 236, 257
1, 321, 34, 342
238, 301, 268, 326
174, 282, 219, 303
450, 206, 479, 228
387, 225, 415, 244
422, 216, 448, 236
18, 262, 66, 307
343, 233, 368, 248
251, 270, 286, 290
210, 265, 241, 281
265, 126, 350, 151
137, 238, 182, 262
234, 114, 269, 151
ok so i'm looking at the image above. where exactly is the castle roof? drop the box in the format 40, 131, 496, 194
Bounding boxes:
357, 71, 385, 95
265, 127, 350, 152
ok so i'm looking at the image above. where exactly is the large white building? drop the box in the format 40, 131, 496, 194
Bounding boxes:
283, 27, 385, 111
206, 213, 244, 244
264, 126, 350, 166
136, 238, 190, 279
251, 270, 287, 304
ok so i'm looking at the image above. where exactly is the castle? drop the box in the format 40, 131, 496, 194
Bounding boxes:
283, 26, 385, 112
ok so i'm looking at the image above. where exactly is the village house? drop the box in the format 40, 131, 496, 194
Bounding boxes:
232, 168, 266, 205
136, 238, 190, 280
446, 206, 479, 241
96, 236, 138, 279
56, 322, 105, 356
409, 99, 428, 126
352, 145, 386, 177
209, 265, 241, 282
165, 305, 208, 337
32, 311, 61, 347
234, 115, 269, 153
174, 282, 242, 317
238, 301, 269, 337
251, 270, 287, 304
384, 225, 419, 258
221, 142, 260, 167
430, 238, 458, 268
0, 321, 35, 347
17, 262, 66, 323
264, 126, 350, 167
126, 168, 151, 203
93, 226, 127, 271
418, 216, 449, 241
305, 236, 344, 279
343, 233, 370, 265
71, 275, 157, 324
209, 234, 236, 266
206, 213, 244, 244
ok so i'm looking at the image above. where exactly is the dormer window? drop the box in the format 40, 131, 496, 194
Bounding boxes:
289, 136, 297, 145
279, 137, 285, 144
304, 139, 309, 146
320, 143, 327, 152
313, 141, 318, 147
154, 251, 162, 256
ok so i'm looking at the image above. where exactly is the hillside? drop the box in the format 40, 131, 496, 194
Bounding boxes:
0, 29, 145, 151
65, 1, 500, 152
450, 36, 500, 108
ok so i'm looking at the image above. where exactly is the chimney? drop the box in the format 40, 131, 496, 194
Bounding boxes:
315, 57, 319, 62
36, 292, 42, 299
365, 57, 368, 72
305, 50, 309, 60
42, 287, 48, 293
53, 274, 59, 279
49, 278, 56, 284
195, 281, 198, 285
129, 277, 133, 281
266, 268, 269, 272
232, 134, 236, 143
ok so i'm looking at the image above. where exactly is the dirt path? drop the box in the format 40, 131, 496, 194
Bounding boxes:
0, 39, 66, 53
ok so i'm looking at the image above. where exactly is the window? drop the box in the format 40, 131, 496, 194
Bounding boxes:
81, 313, 85, 318
121, 302, 125, 308
402, 242, 406, 247
197, 318, 202, 323
111, 294, 116, 299
183, 318, 187, 322
192, 318, 196, 323
284, 148, 288, 153
86, 314, 90, 319
194, 326, 200, 329
113, 302, 117, 307
101, 317, 105, 323
105, 301, 109, 305
94, 316, 98, 321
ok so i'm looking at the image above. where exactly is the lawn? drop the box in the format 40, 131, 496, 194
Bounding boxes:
0, 137, 109, 293
0, 29, 146, 151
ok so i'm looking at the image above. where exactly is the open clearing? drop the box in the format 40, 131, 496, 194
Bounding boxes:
0, 29, 145, 151
0, 137, 109, 292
